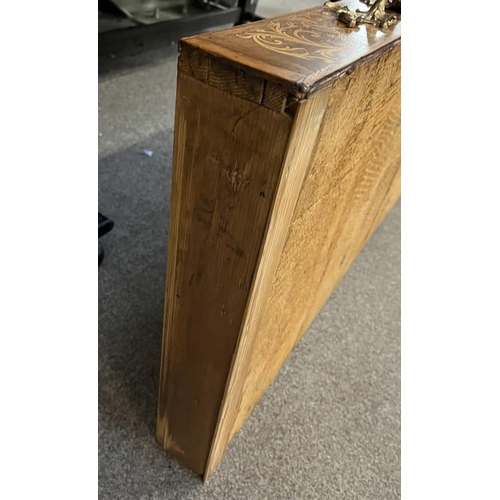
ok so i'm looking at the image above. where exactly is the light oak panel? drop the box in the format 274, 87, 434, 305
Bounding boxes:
232, 45, 401, 439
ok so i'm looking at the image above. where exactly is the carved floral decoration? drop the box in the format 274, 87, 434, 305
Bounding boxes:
235, 10, 355, 63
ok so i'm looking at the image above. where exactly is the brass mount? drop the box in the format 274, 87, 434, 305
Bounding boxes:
324, 0, 400, 30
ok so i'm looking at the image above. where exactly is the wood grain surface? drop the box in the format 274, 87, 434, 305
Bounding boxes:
156, 73, 293, 474
178, 43, 291, 113
231, 45, 401, 440
157, 4, 401, 479
205, 86, 332, 479
181, 1, 400, 98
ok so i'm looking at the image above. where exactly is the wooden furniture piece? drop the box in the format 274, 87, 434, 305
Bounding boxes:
157, 0, 401, 479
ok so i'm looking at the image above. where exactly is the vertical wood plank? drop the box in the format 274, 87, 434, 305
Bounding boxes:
156, 73, 293, 474
205, 86, 332, 479
231, 46, 402, 440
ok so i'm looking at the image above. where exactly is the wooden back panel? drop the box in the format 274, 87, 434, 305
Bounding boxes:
232, 45, 401, 439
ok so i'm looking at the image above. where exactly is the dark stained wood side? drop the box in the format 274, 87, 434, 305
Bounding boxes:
181, 0, 401, 98
156, 72, 293, 474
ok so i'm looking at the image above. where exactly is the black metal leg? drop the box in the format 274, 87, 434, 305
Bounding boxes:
99, 241, 105, 266
237, 0, 260, 24
98, 212, 114, 266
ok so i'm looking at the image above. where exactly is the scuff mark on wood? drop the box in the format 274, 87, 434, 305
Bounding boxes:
225, 241, 244, 257
195, 198, 216, 225
166, 434, 185, 457
231, 108, 257, 138
225, 166, 250, 192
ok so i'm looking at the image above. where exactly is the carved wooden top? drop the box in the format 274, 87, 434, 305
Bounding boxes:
180, 0, 401, 99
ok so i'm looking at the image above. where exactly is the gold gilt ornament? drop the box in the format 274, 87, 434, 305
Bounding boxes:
324, 0, 401, 29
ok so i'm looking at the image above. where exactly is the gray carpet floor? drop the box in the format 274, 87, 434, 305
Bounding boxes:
98, 2, 401, 498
